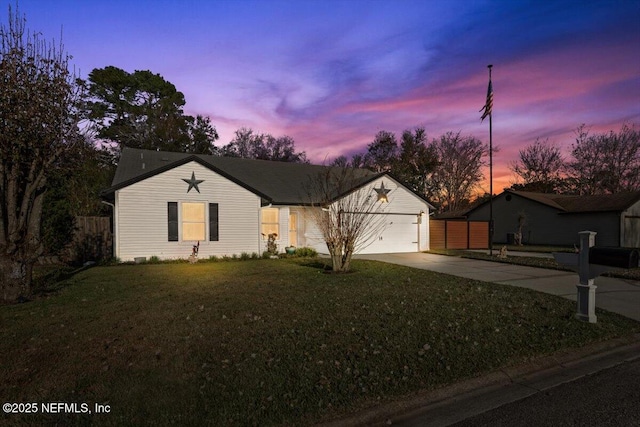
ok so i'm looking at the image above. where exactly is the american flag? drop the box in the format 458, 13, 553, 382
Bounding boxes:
480, 79, 493, 122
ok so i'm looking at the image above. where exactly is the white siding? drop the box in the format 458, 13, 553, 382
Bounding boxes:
622, 200, 640, 248
356, 176, 430, 254
115, 161, 261, 261
290, 206, 319, 250
299, 207, 329, 254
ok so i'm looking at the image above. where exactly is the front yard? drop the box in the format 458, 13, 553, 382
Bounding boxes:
2, 259, 638, 426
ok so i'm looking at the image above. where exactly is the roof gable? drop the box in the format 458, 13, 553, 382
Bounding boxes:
104, 147, 384, 205
107, 154, 274, 201
508, 191, 568, 211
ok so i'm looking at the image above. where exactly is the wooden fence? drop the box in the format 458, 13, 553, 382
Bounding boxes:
430, 220, 489, 250
71, 216, 112, 264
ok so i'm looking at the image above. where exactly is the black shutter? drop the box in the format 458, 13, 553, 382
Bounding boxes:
209, 203, 219, 241
168, 202, 178, 241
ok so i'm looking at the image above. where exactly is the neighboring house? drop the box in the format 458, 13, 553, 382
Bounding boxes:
465, 190, 640, 247
102, 148, 434, 261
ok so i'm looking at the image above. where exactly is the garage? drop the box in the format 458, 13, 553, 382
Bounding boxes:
300, 176, 432, 255
358, 213, 421, 254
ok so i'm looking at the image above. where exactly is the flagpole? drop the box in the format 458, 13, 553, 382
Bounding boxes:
488, 64, 494, 257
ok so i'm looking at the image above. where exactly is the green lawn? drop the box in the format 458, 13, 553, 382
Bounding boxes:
2, 259, 638, 426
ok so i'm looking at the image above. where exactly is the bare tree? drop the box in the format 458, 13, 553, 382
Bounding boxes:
221, 127, 308, 163
304, 167, 388, 272
514, 210, 527, 246
568, 124, 640, 195
263, 134, 308, 163
427, 132, 488, 212
330, 153, 367, 169
509, 138, 565, 193
1, 6, 84, 301
221, 127, 264, 158
330, 155, 349, 168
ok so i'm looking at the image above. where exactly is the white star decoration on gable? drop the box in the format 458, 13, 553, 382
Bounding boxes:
182, 172, 205, 193
374, 182, 390, 202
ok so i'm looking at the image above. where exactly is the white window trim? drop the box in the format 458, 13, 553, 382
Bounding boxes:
179, 200, 208, 244
261, 207, 280, 239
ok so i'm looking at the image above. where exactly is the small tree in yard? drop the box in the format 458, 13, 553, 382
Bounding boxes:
0, 6, 83, 302
304, 167, 388, 272
514, 210, 527, 246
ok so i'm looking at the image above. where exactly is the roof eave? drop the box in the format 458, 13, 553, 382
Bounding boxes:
105, 154, 274, 204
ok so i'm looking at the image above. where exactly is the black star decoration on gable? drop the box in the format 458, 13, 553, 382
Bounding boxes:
182, 172, 205, 193
374, 182, 390, 202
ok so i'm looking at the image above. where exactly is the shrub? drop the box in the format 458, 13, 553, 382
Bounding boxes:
100, 257, 121, 266
294, 247, 318, 257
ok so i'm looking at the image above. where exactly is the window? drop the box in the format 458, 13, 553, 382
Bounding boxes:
261, 208, 279, 238
182, 202, 206, 241
168, 202, 218, 242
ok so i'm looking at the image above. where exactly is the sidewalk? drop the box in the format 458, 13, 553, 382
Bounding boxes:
356, 252, 640, 321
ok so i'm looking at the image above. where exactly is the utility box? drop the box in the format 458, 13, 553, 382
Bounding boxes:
589, 247, 639, 269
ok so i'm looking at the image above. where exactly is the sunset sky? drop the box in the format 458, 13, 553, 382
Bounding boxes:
10, 0, 640, 193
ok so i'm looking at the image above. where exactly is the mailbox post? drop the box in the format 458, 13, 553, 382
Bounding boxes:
576, 231, 597, 323
553, 231, 640, 324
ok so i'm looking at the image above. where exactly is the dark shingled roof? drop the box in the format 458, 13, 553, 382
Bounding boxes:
508, 190, 640, 213
103, 147, 395, 205
463, 189, 640, 217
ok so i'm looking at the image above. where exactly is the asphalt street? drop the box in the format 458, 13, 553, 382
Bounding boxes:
451, 358, 640, 427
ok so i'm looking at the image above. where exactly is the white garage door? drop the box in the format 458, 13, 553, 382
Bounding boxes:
358, 214, 419, 254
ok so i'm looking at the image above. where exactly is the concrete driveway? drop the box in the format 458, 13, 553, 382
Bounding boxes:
356, 252, 640, 322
